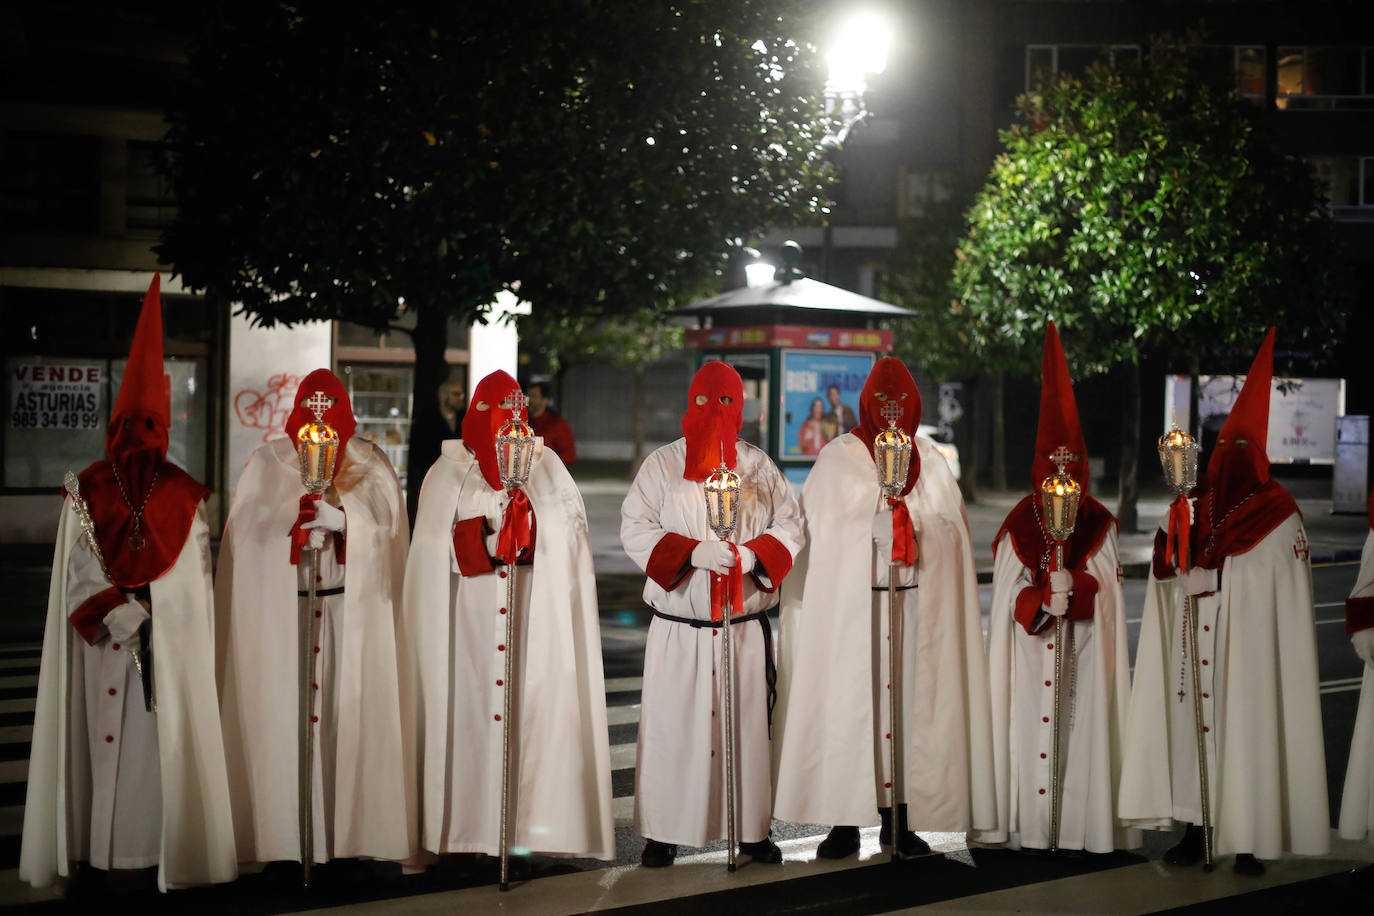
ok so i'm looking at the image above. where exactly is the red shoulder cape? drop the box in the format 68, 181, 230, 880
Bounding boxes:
76, 459, 208, 589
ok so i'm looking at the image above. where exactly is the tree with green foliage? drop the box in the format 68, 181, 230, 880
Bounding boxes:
159, 2, 832, 512
951, 34, 1343, 530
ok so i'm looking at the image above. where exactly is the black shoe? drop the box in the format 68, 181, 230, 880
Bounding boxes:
641, 839, 677, 868
1163, 824, 1205, 866
739, 838, 783, 864
1233, 853, 1265, 876
878, 805, 932, 856
816, 826, 860, 859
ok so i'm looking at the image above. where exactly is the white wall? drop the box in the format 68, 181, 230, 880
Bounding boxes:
224, 314, 332, 503
467, 290, 529, 386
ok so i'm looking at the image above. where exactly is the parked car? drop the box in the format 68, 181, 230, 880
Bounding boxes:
917, 424, 961, 481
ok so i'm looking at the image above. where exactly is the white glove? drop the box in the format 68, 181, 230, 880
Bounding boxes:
737, 545, 757, 576
872, 510, 893, 549
1182, 566, 1218, 597
691, 540, 736, 575
1354, 629, 1374, 668
301, 500, 345, 550
1045, 570, 1072, 616
103, 598, 150, 647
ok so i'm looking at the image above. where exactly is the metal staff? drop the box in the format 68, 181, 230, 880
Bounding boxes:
873, 403, 913, 860
1159, 426, 1212, 871
1039, 447, 1081, 853
63, 472, 154, 712
704, 451, 741, 873
294, 394, 340, 886
495, 394, 536, 892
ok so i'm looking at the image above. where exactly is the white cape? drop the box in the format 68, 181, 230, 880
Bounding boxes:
216, 437, 415, 864
1119, 512, 1329, 858
1338, 530, 1374, 843
399, 439, 614, 859
976, 528, 1138, 852
772, 434, 996, 832
21, 501, 237, 891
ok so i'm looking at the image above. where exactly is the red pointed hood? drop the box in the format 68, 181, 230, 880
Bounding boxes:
682, 361, 743, 481
284, 369, 357, 461
1032, 321, 1091, 493
78, 273, 207, 589
106, 273, 170, 470
854, 357, 922, 496
1206, 327, 1274, 513
462, 370, 524, 490
993, 322, 1115, 579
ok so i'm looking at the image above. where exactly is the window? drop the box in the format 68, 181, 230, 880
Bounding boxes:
1308, 156, 1374, 219
0, 131, 100, 234
1024, 45, 1141, 90
126, 141, 178, 231
1195, 46, 1265, 101
1277, 46, 1374, 109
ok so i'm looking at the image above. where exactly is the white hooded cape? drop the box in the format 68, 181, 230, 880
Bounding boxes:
21, 500, 237, 891
215, 437, 415, 864
975, 527, 1138, 852
1338, 530, 1374, 843
399, 439, 614, 859
1119, 512, 1329, 859
772, 434, 996, 832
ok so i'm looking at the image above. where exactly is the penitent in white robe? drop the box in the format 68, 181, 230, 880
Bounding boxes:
772, 435, 995, 833
620, 439, 804, 847
21, 501, 237, 891
1119, 512, 1329, 859
216, 436, 415, 865
975, 529, 1138, 852
400, 439, 614, 859
1338, 530, 1374, 843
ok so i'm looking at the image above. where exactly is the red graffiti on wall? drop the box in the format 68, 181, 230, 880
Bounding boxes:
234, 373, 305, 442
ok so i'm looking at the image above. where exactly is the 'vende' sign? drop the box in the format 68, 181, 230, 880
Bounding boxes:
9, 364, 104, 430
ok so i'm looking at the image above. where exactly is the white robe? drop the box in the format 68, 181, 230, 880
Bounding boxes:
21, 501, 237, 891
620, 439, 804, 847
1338, 530, 1374, 842
216, 437, 415, 864
400, 439, 614, 858
1119, 512, 1330, 859
772, 435, 996, 832
976, 528, 1138, 852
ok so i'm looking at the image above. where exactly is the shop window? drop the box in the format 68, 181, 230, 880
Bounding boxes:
0, 131, 100, 234
339, 362, 414, 489
1, 286, 214, 491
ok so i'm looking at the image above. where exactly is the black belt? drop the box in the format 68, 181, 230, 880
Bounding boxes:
651, 609, 778, 734
297, 586, 345, 597
870, 583, 918, 592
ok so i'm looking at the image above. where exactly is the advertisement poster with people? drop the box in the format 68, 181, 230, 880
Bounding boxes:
781, 350, 875, 458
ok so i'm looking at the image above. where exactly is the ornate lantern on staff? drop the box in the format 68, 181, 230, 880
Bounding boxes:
1038, 445, 1081, 853
292, 390, 340, 886
496, 390, 536, 891
702, 449, 741, 873
1157, 424, 1212, 871
873, 398, 912, 860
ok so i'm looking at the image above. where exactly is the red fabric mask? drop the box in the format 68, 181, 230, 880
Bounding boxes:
284, 369, 357, 462
854, 357, 922, 497
995, 322, 1115, 578
462, 370, 525, 490
1205, 328, 1273, 517
78, 274, 207, 589
1191, 328, 1297, 567
682, 361, 743, 481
